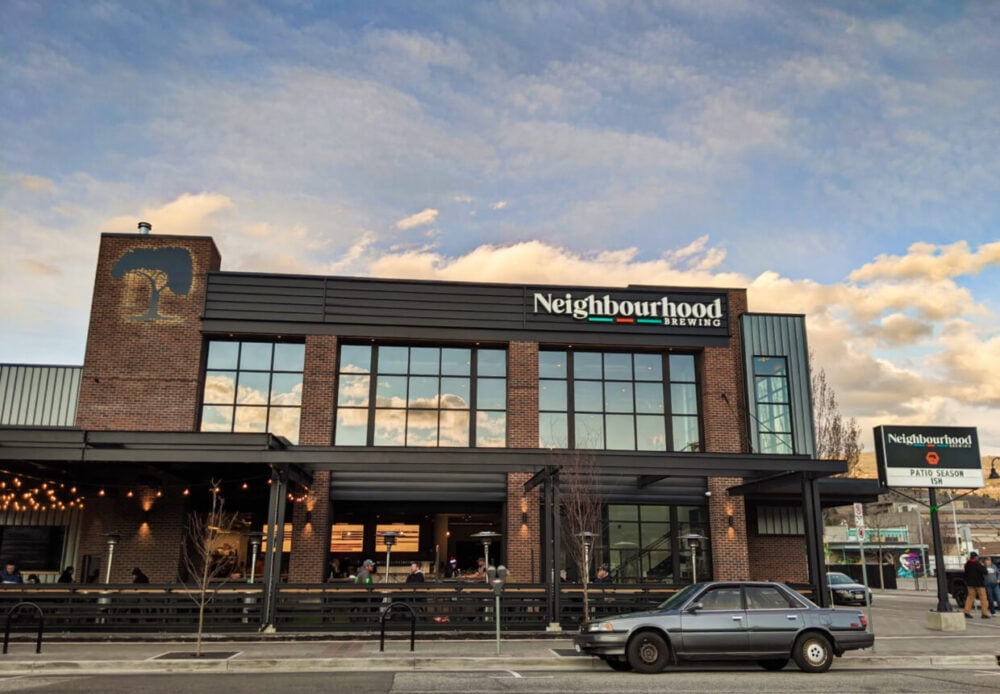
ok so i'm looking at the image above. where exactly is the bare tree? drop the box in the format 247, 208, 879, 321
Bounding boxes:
811, 357, 863, 476
181, 481, 242, 656
556, 449, 604, 620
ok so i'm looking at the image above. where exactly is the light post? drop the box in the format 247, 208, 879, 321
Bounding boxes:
246, 531, 264, 583
379, 531, 401, 584
684, 534, 703, 584
471, 531, 502, 577
103, 532, 121, 584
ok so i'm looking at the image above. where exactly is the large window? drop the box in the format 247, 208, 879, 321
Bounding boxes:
335, 345, 506, 447
752, 356, 792, 454
539, 350, 700, 451
605, 504, 709, 583
200, 340, 305, 444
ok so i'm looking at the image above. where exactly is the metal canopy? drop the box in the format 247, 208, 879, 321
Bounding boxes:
1, 427, 847, 488
728, 471, 884, 508
0, 428, 311, 489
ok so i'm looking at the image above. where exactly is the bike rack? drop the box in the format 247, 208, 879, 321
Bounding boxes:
378, 601, 417, 652
3, 602, 44, 654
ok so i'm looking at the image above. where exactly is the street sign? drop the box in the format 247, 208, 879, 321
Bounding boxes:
857, 526, 866, 542
854, 502, 864, 528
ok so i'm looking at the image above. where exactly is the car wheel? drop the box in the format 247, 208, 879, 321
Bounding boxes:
792, 633, 834, 673
626, 631, 670, 674
605, 657, 633, 671
757, 658, 789, 671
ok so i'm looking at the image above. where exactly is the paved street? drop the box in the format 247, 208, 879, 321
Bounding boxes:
1, 668, 998, 694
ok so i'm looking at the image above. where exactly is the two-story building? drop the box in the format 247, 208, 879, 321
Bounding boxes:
1, 227, 874, 622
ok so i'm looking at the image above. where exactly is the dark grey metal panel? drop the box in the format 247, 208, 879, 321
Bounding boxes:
203, 273, 732, 346
596, 473, 707, 505
0, 364, 81, 427
329, 471, 507, 502
740, 314, 815, 456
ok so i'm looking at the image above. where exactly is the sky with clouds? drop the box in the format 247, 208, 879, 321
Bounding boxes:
2, 1, 999, 453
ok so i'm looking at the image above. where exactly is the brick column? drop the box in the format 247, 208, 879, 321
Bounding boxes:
506, 342, 540, 581
703, 290, 751, 580
77, 233, 220, 431
288, 335, 338, 582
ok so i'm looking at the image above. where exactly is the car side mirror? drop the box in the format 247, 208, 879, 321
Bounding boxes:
687, 602, 703, 613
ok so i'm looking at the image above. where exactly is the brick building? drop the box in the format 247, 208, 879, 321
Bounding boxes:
0, 228, 870, 617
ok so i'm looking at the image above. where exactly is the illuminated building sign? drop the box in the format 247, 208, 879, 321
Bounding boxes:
875, 425, 983, 489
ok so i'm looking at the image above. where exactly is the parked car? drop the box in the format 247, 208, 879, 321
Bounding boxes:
826, 572, 873, 605
573, 581, 873, 674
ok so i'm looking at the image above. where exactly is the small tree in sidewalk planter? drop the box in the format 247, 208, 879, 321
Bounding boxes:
181, 480, 243, 656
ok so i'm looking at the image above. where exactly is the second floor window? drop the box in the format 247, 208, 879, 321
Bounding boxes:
539, 350, 700, 451
753, 356, 792, 454
335, 345, 507, 447
200, 340, 305, 444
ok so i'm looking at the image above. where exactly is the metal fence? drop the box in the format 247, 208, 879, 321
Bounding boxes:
0, 583, 681, 634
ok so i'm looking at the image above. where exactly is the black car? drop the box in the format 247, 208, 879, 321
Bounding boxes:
826, 572, 872, 606
574, 581, 873, 674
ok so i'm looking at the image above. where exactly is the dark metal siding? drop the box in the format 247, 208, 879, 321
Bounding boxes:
202, 273, 731, 348
740, 314, 815, 456
0, 364, 81, 427
329, 472, 507, 502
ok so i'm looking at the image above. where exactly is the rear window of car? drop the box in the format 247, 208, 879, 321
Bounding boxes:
746, 585, 800, 610
699, 587, 743, 611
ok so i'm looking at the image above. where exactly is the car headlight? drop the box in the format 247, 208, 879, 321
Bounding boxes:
834, 589, 852, 595
587, 621, 616, 632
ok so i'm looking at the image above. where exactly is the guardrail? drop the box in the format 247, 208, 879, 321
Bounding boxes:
0, 583, 686, 634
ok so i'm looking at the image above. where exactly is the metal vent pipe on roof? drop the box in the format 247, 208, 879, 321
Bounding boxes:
137, 221, 152, 234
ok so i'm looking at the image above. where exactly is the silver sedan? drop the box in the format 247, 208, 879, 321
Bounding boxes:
573, 581, 873, 673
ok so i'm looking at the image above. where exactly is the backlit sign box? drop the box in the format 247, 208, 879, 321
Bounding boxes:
874, 425, 983, 489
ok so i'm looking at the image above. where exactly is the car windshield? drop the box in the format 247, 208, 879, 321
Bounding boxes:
656, 583, 702, 610
828, 573, 855, 586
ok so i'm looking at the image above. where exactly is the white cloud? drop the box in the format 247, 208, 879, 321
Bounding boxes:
395, 208, 439, 230
102, 193, 236, 236
490, 201, 508, 210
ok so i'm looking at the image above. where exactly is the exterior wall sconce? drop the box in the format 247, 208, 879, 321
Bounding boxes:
727, 513, 734, 528
521, 512, 529, 525
990, 457, 999, 480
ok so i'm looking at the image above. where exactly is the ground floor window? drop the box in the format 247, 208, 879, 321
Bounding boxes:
603, 504, 710, 583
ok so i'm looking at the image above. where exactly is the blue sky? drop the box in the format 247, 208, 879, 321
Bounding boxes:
2, 1, 999, 452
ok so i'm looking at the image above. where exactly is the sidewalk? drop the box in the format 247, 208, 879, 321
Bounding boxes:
0, 589, 996, 675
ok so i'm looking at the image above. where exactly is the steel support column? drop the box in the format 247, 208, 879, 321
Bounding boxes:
801, 473, 829, 607
261, 465, 289, 630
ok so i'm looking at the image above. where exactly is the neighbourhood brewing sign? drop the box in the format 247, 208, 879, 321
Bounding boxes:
874, 425, 983, 489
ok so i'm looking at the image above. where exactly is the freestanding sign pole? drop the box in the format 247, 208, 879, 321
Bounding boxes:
927, 487, 953, 613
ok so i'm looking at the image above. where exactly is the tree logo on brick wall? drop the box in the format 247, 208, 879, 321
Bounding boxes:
112, 247, 193, 321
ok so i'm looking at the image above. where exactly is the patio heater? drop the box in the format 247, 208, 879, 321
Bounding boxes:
104, 532, 121, 584
471, 531, 502, 575
613, 541, 638, 583
379, 531, 402, 584
684, 534, 703, 584
246, 531, 265, 583
578, 531, 595, 586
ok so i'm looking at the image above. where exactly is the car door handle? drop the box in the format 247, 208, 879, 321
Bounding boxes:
786, 615, 799, 620
732, 615, 743, 621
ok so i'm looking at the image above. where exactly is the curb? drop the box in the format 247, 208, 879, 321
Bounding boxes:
0, 653, 997, 676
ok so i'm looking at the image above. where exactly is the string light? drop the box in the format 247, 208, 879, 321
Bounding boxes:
0, 471, 300, 512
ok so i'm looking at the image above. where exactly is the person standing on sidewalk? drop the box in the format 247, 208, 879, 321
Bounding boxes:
963, 551, 990, 619
983, 556, 1000, 616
